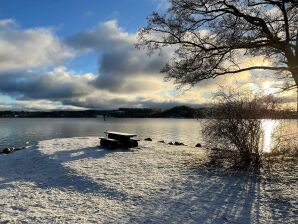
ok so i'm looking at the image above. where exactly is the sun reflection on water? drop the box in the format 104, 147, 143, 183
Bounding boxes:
261, 120, 279, 153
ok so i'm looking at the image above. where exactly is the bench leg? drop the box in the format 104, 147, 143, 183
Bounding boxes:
100, 139, 118, 149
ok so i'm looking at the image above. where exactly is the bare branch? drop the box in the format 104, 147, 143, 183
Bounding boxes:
137, 0, 298, 90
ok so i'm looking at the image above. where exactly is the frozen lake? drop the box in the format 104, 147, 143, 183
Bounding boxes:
0, 118, 203, 148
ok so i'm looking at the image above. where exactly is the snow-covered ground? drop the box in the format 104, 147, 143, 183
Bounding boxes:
0, 137, 297, 223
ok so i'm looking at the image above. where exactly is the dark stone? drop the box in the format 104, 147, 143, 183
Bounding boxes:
174, 141, 185, 146
158, 140, 165, 143
144, 138, 152, 141
168, 141, 185, 146
2, 147, 15, 154
195, 143, 202, 147
2, 148, 9, 154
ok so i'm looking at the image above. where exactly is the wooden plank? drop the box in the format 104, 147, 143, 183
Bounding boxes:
99, 137, 119, 142
130, 138, 140, 141
104, 131, 137, 137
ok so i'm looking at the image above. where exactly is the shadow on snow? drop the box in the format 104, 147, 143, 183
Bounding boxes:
0, 144, 130, 201
0, 143, 295, 223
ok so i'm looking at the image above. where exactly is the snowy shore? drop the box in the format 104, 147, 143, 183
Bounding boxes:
0, 137, 297, 223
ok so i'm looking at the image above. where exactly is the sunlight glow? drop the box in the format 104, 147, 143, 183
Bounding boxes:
262, 81, 271, 89
261, 81, 279, 95
262, 120, 279, 153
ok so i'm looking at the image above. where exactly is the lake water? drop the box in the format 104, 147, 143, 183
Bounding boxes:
0, 118, 297, 150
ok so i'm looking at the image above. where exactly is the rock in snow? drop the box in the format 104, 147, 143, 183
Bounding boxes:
2, 147, 15, 154
0, 137, 296, 223
195, 143, 202, 147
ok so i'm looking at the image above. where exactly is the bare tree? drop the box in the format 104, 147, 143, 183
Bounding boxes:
137, 0, 298, 111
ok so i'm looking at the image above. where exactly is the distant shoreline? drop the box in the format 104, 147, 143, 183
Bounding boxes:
0, 117, 298, 120
0, 106, 297, 119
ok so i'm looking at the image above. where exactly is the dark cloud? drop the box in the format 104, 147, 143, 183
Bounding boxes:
62, 97, 128, 110
94, 49, 166, 91
62, 94, 206, 110
0, 68, 93, 100
66, 20, 169, 92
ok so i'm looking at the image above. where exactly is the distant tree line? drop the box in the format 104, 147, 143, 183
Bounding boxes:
0, 106, 296, 119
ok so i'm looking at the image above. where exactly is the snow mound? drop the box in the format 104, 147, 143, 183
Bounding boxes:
0, 137, 296, 223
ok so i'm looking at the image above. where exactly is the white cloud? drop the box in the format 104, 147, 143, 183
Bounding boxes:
0, 19, 15, 27
66, 20, 133, 52
0, 99, 86, 111
155, 0, 171, 12
0, 19, 74, 72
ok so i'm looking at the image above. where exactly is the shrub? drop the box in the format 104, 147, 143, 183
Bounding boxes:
203, 89, 277, 170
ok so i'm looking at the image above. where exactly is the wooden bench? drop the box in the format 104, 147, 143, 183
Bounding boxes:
99, 137, 120, 149
100, 131, 139, 149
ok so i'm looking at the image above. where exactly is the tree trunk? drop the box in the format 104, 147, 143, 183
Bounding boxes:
295, 31, 298, 116
293, 72, 298, 117
285, 30, 298, 115
292, 77, 298, 117
296, 87, 298, 118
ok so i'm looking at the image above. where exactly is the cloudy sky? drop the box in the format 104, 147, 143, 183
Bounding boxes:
0, 0, 295, 110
